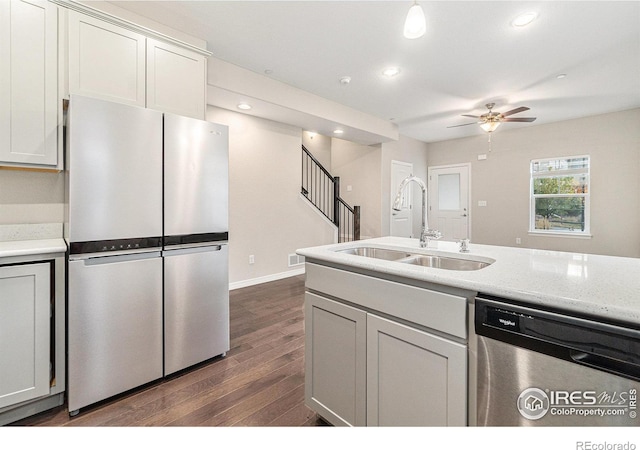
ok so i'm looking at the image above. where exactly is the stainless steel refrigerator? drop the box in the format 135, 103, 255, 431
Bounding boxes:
66, 95, 229, 414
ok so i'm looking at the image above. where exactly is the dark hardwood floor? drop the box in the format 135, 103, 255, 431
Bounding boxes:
11, 274, 327, 427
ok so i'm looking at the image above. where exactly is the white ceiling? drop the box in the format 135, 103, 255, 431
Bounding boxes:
109, 0, 640, 143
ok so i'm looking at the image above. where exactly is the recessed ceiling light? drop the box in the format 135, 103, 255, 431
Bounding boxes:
556, 73, 567, 79
237, 103, 252, 110
339, 76, 352, 85
382, 67, 401, 78
333, 129, 344, 135
511, 12, 538, 28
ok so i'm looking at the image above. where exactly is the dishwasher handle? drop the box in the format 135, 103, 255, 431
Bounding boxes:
570, 350, 640, 382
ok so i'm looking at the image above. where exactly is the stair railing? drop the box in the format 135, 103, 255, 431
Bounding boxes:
301, 145, 360, 242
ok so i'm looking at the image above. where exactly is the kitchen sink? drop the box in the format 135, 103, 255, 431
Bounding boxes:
400, 255, 491, 271
336, 247, 412, 261
335, 246, 493, 270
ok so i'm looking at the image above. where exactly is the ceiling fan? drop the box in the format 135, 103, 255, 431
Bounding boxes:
448, 103, 537, 133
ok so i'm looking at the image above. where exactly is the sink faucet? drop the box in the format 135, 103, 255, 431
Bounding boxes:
392, 175, 442, 248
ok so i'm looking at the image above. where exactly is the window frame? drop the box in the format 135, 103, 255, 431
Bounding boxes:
529, 155, 591, 237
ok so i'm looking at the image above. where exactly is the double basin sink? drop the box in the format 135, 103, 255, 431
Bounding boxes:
337, 246, 492, 271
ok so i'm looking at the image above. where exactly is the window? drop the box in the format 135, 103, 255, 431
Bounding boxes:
530, 156, 590, 235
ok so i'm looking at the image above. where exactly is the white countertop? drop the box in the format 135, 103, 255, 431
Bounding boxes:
297, 236, 640, 325
0, 238, 67, 259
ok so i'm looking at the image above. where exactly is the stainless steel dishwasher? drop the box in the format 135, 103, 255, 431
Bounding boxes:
475, 295, 639, 426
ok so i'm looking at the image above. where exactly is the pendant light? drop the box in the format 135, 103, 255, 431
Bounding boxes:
404, 1, 426, 39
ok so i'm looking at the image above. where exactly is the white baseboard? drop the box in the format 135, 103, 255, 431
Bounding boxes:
229, 267, 306, 291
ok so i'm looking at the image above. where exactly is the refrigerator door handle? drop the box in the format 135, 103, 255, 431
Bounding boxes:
72, 251, 162, 265
163, 244, 225, 257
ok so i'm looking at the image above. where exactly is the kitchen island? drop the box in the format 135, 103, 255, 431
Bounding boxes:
296, 236, 640, 427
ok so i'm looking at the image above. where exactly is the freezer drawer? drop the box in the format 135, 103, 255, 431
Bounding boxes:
164, 245, 230, 375
68, 253, 163, 413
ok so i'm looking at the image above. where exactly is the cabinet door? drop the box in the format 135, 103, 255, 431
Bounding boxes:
0, 0, 58, 167
0, 263, 50, 409
367, 314, 467, 426
146, 38, 206, 119
305, 292, 367, 426
68, 11, 145, 107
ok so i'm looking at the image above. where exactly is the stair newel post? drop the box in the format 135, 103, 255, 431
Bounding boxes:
333, 176, 340, 227
354, 206, 360, 241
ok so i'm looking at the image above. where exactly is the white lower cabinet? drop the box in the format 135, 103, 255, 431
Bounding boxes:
0, 263, 50, 409
0, 249, 65, 425
366, 314, 467, 426
305, 292, 367, 426
305, 288, 468, 427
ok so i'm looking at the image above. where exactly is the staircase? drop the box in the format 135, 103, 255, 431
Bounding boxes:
301, 145, 360, 243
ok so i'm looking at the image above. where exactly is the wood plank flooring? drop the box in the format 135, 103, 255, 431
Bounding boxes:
11, 274, 327, 427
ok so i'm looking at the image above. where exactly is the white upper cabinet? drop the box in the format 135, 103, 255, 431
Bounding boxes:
146, 38, 206, 119
0, 0, 59, 168
68, 12, 207, 119
68, 11, 146, 107
0, 3, 208, 168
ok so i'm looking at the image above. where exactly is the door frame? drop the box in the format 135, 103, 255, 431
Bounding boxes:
427, 163, 472, 241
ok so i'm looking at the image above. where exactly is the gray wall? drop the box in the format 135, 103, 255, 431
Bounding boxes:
302, 131, 332, 170
206, 106, 336, 286
330, 138, 383, 239
426, 108, 640, 257
0, 170, 64, 225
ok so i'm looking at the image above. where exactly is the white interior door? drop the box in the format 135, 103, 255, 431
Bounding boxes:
390, 161, 413, 238
428, 164, 470, 241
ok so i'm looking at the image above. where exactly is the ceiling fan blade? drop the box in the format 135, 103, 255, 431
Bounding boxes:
461, 114, 480, 118
501, 106, 530, 117
501, 117, 537, 122
447, 122, 479, 128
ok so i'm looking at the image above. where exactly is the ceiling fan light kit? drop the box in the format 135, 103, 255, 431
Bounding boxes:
449, 102, 537, 133
480, 121, 501, 133
404, 1, 426, 39
447, 102, 538, 151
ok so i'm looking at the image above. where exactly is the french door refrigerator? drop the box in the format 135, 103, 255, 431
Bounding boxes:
66, 95, 229, 414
